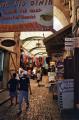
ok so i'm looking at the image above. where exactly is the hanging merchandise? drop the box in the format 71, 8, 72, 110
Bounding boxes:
31, 56, 34, 63
56, 59, 64, 80
20, 53, 24, 68
35, 57, 40, 67
35, 57, 44, 67
39, 56, 44, 66
23, 54, 29, 64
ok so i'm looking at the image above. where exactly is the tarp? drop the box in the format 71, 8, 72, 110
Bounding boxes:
0, 0, 53, 32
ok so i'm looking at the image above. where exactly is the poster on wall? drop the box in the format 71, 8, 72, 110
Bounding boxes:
0, 0, 53, 32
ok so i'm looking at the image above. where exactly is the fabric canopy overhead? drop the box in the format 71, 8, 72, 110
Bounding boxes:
22, 36, 46, 56
20, 31, 53, 56
44, 24, 72, 55
0, 0, 53, 32
20, 15, 65, 56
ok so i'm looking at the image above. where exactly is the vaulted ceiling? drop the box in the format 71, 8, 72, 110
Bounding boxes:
43, 23, 72, 55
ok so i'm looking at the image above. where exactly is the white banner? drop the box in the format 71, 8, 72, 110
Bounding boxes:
65, 38, 75, 50
65, 37, 79, 50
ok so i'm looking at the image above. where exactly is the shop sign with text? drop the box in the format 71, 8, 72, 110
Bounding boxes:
0, 0, 53, 31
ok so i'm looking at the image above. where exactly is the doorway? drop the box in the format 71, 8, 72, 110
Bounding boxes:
0, 51, 4, 90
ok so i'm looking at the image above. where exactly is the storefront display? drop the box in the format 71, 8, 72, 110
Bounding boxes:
57, 79, 74, 111
64, 57, 74, 79
56, 60, 64, 80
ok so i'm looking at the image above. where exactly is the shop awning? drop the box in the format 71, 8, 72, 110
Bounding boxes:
43, 23, 72, 55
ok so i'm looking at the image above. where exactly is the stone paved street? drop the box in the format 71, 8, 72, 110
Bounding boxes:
1, 80, 79, 120
0, 80, 61, 120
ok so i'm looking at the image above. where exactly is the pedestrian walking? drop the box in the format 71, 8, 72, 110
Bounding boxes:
17, 72, 31, 114
37, 70, 41, 86
7, 73, 18, 106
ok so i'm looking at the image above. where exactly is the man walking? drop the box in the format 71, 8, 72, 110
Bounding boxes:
17, 72, 31, 114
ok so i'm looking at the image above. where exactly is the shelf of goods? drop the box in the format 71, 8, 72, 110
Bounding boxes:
57, 79, 74, 111
56, 61, 64, 80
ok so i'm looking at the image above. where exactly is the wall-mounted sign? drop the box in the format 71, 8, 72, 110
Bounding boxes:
65, 38, 75, 50
65, 37, 79, 50
0, 0, 53, 32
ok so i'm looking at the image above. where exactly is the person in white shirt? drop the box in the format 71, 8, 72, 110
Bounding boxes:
37, 71, 41, 86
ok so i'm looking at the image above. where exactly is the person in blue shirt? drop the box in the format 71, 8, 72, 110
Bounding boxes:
7, 73, 18, 106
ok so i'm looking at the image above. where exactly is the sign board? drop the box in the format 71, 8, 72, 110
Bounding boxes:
65, 38, 74, 50
65, 37, 79, 50
0, 0, 53, 32
65, 46, 73, 51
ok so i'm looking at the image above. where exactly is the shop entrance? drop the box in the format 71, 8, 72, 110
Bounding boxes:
0, 50, 10, 90
0, 51, 4, 90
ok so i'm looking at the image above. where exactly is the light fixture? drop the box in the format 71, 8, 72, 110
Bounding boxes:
36, 42, 41, 47
36, 39, 42, 47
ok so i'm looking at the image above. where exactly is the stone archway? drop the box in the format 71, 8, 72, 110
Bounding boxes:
54, 6, 69, 27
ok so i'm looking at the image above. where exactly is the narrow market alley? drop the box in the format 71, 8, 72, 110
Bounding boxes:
0, 80, 61, 120
0, 80, 79, 120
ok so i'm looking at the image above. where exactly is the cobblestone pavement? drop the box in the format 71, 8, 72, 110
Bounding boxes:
1, 80, 79, 120
0, 90, 10, 105
0, 80, 61, 120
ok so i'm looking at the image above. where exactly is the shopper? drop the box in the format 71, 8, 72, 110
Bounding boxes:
7, 73, 18, 106
37, 70, 41, 86
17, 72, 31, 114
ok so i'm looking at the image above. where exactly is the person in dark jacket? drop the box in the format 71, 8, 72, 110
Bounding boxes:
7, 73, 18, 106
17, 72, 31, 114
